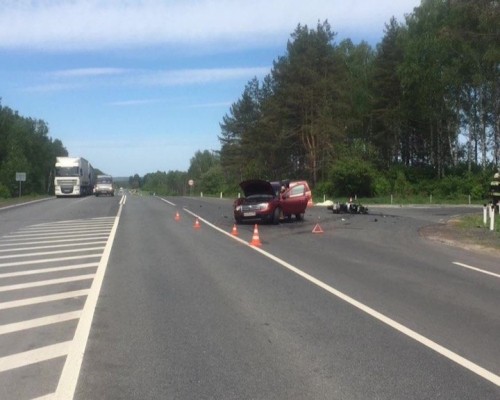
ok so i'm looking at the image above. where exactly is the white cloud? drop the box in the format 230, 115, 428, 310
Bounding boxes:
0, 0, 420, 51
132, 67, 270, 86
29, 66, 270, 93
50, 68, 129, 78
22, 82, 85, 93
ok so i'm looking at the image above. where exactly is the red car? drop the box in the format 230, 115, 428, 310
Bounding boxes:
233, 179, 309, 224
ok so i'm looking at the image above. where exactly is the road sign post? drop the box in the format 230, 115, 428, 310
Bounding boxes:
16, 172, 26, 197
188, 179, 194, 197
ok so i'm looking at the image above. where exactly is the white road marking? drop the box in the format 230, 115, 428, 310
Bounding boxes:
0, 254, 101, 268
0, 232, 109, 247
0, 197, 53, 211
0, 263, 98, 278
0, 274, 95, 292
22, 220, 113, 229
3, 228, 111, 239
183, 208, 500, 387
159, 197, 176, 206
0, 241, 106, 253
0, 311, 81, 335
0, 341, 72, 372
0, 289, 89, 310
453, 262, 500, 279
0, 246, 105, 260
19, 222, 113, 232
54, 200, 123, 399
0, 233, 110, 244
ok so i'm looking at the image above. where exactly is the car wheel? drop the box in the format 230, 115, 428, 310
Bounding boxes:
272, 207, 281, 224
295, 213, 304, 221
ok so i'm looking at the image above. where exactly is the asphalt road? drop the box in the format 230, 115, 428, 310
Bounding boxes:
0, 194, 498, 399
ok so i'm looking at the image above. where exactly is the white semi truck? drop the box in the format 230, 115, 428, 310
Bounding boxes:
54, 157, 95, 197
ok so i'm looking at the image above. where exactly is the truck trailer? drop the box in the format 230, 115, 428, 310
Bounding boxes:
54, 157, 95, 197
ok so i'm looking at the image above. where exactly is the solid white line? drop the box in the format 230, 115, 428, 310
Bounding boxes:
0, 311, 81, 335
0, 289, 89, 310
0, 197, 53, 211
0, 274, 95, 292
0, 254, 101, 268
183, 209, 500, 387
0, 263, 98, 278
0, 241, 106, 253
453, 262, 500, 279
0, 341, 71, 372
55, 200, 123, 399
159, 197, 176, 206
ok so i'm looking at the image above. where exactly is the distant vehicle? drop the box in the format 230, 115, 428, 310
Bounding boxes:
233, 179, 309, 224
94, 175, 114, 197
54, 157, 95, 197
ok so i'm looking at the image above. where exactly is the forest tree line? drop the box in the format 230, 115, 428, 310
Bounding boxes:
0, 102, 68, 198
142, 0, 499, 201
1, 0, 498, 201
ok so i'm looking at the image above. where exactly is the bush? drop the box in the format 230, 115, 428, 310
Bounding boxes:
0, 183, 11, 199
372, 174, 391, 196
313, 181, 334, 199
328, 158, 375, 197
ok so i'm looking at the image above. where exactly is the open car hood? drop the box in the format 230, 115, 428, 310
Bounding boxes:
239, 179, 276, 197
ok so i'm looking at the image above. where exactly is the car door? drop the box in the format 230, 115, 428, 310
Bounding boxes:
281, 184, 306, 214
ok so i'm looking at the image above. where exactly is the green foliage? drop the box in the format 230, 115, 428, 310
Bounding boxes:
8, 1, 497, 203
142, 170, 188, 195
313, 181, 334, 199
0, 103, 67, 197
198, 164, 225, 195
372, 174, 391, 197
0, 183, 10, 198
328, 157, 375, 197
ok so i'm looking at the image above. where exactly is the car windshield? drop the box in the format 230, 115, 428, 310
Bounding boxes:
97, 178, 112, 184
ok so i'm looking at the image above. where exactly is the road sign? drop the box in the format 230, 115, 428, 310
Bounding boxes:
15, 172, 26, 198
188, 179, 194, 186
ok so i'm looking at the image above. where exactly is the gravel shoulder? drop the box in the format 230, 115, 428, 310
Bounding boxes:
419, 218, 500, 256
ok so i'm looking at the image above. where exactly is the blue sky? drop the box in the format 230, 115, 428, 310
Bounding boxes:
0, 0, 420, 177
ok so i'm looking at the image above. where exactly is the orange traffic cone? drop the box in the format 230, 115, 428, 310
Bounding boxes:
231, 224, 239, 236
175, 211, 180, 221
249, 224, 262, 246
194, 218, 201, 229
